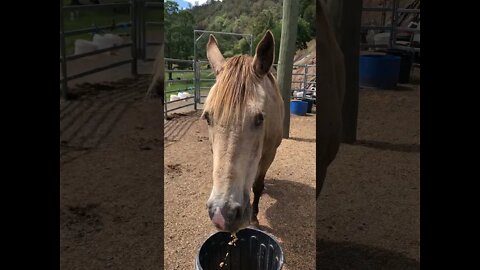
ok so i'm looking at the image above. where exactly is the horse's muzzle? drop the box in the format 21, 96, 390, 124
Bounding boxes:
207, 201, 247, 232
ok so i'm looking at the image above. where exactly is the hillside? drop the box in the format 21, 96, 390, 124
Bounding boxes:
291, 39, 316, 91
164, 0, 315, 60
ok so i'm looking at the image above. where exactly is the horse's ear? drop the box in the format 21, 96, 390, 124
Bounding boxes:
206, 35, 225, 76
252, 30, 275, 77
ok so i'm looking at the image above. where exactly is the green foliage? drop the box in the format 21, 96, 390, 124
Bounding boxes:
302, 2, 315, 36
164, 0, 195, 62
178, 0, 315, 61
296, 17, 313, 50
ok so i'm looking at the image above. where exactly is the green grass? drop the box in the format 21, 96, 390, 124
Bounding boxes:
165, 70, 215, 100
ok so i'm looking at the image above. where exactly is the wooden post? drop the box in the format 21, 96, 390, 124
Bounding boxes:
277, 0, 300, 139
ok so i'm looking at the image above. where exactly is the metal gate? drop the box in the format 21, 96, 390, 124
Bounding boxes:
162, 30, 253, 119
193, 30, 253, 107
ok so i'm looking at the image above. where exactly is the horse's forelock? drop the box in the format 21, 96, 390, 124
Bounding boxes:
203, 55, 264, 125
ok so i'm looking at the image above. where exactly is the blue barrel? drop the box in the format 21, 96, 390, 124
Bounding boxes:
290, 100, 308, 116
360, 54, 401, 89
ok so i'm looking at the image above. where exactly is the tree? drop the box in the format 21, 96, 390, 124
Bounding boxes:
189, 0, 314, 63
164, 1, 195, 79
165, 0, 179, 15
296, 17, 312, 50
302, 2, 315, 36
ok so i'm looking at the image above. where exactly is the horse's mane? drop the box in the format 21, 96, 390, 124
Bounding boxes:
203, 55, 263, 125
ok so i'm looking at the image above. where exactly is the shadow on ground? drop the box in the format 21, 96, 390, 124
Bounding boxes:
316, 239, 420, 270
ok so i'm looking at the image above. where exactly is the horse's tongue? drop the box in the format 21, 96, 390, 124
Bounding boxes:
212, 208, 225, 230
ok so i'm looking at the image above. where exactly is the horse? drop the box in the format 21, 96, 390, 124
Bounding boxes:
316, 0, 346, 198
202, 31, 284, 232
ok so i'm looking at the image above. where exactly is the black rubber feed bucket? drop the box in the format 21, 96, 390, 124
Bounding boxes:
196, 228, 284, 270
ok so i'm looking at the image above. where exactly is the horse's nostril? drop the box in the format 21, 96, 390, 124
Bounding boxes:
233, 206, 242, 220
207, 204, 215, 219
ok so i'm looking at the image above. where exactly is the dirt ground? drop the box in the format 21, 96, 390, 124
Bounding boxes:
316, 69, 420, 269
60, 76, 164, 270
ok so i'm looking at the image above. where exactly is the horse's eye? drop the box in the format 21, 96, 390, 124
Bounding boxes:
204, 112, 212, 126
254, 113, 264, 127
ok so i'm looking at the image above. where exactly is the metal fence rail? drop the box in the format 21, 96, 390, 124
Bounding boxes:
60, 1, 137, 99
361, 0, 420, 52
163, 58, 317, 119
272, 64, 316, 100
60, 0, 162, 99
163, 58, 196, 119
